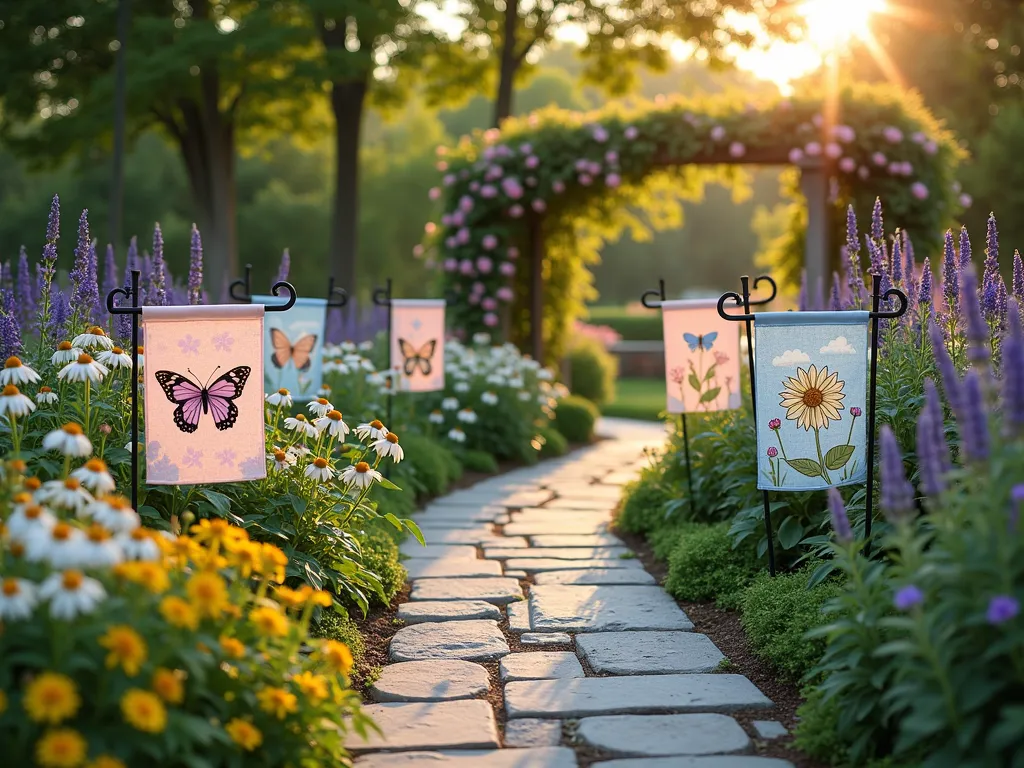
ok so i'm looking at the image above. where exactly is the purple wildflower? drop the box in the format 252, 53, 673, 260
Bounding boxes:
39, 194, 60, 293
916, 381, 950, 497
892, 234, 903, 285
958, 369, 990, 462
47, 288, 72, 339
1010, 484, 1024, 532
929, 320, 961, 413
880, 426, 914, 521
830, 271, 842, 311
987, 595, 1020, 625
902, 230, 915, 280
827, 487, 852, 543
982, 214, 1001, 321
1000, 299, 1024, 436
87, 240, 102, 325
845, 206, 865, 303
150, 224, 168, 307
941, 230, 959, 318
69, 209, 93, 325
918, 257, 933, 309
962, 266, 989, 365
894, 585, 924, 611
1014, 250, 1024, 303
996, 276, 1008, 329
959, 225, 973, 270
0, 305, 22, 359
15, 246, 35, 328
870, 197, 883, 244
188, 225, 204, 305
867, 234, 884, 277
275, 248, 291, 286
103, 244, 119, 297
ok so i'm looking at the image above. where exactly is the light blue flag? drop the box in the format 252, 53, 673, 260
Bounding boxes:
754, 311, 870, 492
252, 295, 327, 399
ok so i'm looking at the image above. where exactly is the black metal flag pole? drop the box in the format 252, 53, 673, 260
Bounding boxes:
864, 274, 908, 555
106, 277, 298, 510
372, 279, 394, 433
717, 274, 778, 575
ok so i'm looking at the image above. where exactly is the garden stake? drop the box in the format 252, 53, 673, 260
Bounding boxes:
230, 263, 349, 308
372, 279, 395, 447
107, 278, 299, 510
717, 274, 778, 575
864, 274, 909, 555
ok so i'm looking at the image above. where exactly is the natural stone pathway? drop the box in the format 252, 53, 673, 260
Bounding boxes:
353, 418, 793, 767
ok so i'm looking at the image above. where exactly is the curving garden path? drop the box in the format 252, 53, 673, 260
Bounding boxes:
351, 418, 796, 767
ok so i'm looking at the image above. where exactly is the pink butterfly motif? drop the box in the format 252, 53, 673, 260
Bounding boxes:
154, 366, 251, 434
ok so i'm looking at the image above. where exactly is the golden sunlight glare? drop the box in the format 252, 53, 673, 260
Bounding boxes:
800, 0, 886, 50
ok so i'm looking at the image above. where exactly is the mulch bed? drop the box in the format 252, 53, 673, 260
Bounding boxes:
351, 584, 410, 697
616, 528, 827, 768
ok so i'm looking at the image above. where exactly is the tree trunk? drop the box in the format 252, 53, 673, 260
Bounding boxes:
329, 76, 368, 297
493, 0, 519, 127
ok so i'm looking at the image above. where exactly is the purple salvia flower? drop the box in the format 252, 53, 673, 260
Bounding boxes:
941, 230, 959, 318
916, 381, 949, 497
891, 234, 903, 286
870, 197, 883, 244
929, 320, 961, 413
0, 310, 22, 360
846, 205, 859, 256
982, 214, 1001, 321
867, 234, 883, 276
1014, 250, 1024, 303
15, 246, 35, 328
845, 206, 865, 303
894, 585, 924, 611
38, 194, 61, 323
188, 225, 204, 305
962, 266, 989, 365
880, 425, 914, 521
959, 225, 973, 270
69, 209, 92, 326
996, 276, 1008, 330
987, 595, 1020, 626
830, 272, 842, 311
150, 224, 168, 307
918, 257, 933, 309
103, 244, 119, 297
902, 230, 915, 278
87, 239, 102, 325
275, 248, 291, 286
827, 487, 852, 543
1, 262, 11, 294
1000, 299, 1024, 436
47, 288, 71, 339
959, 369, 990, 461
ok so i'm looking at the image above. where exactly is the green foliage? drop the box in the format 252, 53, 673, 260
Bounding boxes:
354, 528, 406, 610
553, 395, 599, 443
586, 306, 663, 340
663, 523, 760, 609
616, 465, 674, 535
536, 425, 569, 459
793, 685, 849, 765
601, 377, 666, 422
648, 523, 696, 561
390, 433, 461, 499
461, 448, 501, 473
311, 610, 367, 665
740, 565, 842, 683
567, 336, 618, 405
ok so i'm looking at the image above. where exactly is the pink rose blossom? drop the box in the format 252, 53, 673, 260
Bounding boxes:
482, 297, 498, 311
710, 125, 726, 142
428, 187, 441, 200
443, 258, 458, 272
888, 162, 902, 175
508, 247, 520, 260
508, 204, 524, 218
501, 177, 524, 199
605, 174, 621, 188
482, 234, 498, 250
480, 184, 498, 199
624, 125, 639, 140
872, 152, 887, 166
456, 227, 470, 245
579, 174, 592, 186
839, 157, 856, 173
605, 150, 619, 164
805, 142, 822, 156
824, 142, 842, 159
441, 213, 452, 227
532, 199, 547, 213
587, 161, 602, 176
436, 161, 448, 171
552, 180, 566, 194
901, 162, 914, 176
592, 125, 609, 143
483, 312, 499, 327
857, 166, 870, 179
486, 165, 503, 180
959, 193, 973, 208
924, 140, 938, 155
476, 256, 493, 274
519, 143, 533, 154
459, 259, 475, 275
470, 181, 480, 192
499, 262, 516, 276
574, 159, 588, 172
788, 148, 805, 163
425, 222, 437, 235
450, 211, 464, 227
497, 286, 514, 302
459, 195, 474, 213
832, 125, 856, 143
910, 182, 929, 200
525, 155, 540, 169
443, 173, 456, 186
729, 142, 746, 158
413, 244, 424, 258
883, 126, 903, 143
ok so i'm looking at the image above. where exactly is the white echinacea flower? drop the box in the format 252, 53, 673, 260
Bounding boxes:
314, 409, 350, 438
96, 346, 133, 370
72, 326, 115, 351
39, 569, 106, 620
341, 460, 381, 489
355, 420, 388, 441
284, 414, 318, 438
481, 391, 499, 406
58, 353, 108, 383
51, 341, 83, 366
447, 427, 466, 443
36, 478, 94, 512
457, 408, 477, 424
70, 458, 117, 495
266, 388, 293, 407
307, 397, 334, 418
428, 410, 445, 425
82, 495, 140, 534
304, 456, 335, 483
0, 385, 37, 417
36, 386, 58, 405
268, 449, 295, 472
371, 432, 404, 463
0, 577, 39, 621
441, 397, 459, 411
0, 356, 40, 386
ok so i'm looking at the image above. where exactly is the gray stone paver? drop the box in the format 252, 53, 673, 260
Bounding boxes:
358, 421, 778, 767
752, 721, 788, 740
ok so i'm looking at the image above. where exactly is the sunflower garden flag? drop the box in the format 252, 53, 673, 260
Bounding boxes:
142, 304, 267, 485
253, 294, 327, 399
661, 298, 742, 413
390, 299, 446, 393
754, 311, 870, 492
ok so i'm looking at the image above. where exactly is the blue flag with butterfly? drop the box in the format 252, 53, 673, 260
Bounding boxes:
661, 298, 742, 413
252, 295, 327, 399
389, 299, 445, 393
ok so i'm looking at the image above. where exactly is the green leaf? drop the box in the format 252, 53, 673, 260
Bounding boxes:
784, 457, 823, 477
699, 386, 722, 404
776, 516, 805, 549
703, 364, 717, 381
377, 476, 402, 491
383, 512, 403, 531
688, 372, 701, 391
824, 444, 856, 470
403, 520, 425, 545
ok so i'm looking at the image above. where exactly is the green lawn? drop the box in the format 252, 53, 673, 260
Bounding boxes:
601, 378, 666, 421
587, 306, 662, 341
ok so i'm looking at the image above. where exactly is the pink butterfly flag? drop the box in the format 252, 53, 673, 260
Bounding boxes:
390, 299, 445, 393
142, 304, 267, 485
661, 298, 742, 414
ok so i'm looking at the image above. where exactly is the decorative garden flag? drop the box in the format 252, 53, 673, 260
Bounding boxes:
142, 304, 267, 485
661, 298, 742, 413
253, 294, 326, 399
754, 311, 870, 492
390, 299, 445, 392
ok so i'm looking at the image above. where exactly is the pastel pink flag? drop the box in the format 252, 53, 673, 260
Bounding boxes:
142, 304, 267, 485
661, 298, 742, 413
390, 299, 445, 392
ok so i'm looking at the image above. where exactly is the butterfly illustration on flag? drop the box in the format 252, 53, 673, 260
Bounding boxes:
155, 366, 251, 434
270, 329, 317, 372
683, 331, 718, 351
398, 338, 436, 376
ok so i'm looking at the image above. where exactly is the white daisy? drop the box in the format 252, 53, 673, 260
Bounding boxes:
340, 460, 381, 489
51, 341, 82, 366
358, 340, 374, 351
365, 372, 385, 387
25, 522, 88, 568
315, 409, 350, 438
6, 504, 57, 542
317, 385, 331, 398
472, 332, 491, 345
441, 397, 459, 411
96, 346, 133, 370
428, 410, 445, 425
36, 386, 58, 405
118, 528, 161, 561
36, 477, 94, 512
0, 356, 40, 386
82, 495, 140, 534
307, 397, 333, 418
509, 377, 524, 388
283, 414, 318, 438
58, 353, 108, 383
371, 432, 405, 463
268, 448, 295, 472
0, 385, 37, 417
0, 577, 38, 621
39, 569, 106, 620
136, 346, 145, 371
481, 391, 499, 405
340, 341, 357, 353
266, 388, 293, 407
538, 369, 555, 381
457, 408, 478, 424
355, 420, 389, 441
287, 443, 311, 458
518, 391, 532, 402
454, 381, 470, 393
448, 427, 467, 443
304, 456, 335, 483
343, 354, 362, 366
72, 326, 115, 351
80, 524, 124, 568
486, 374, 506, 386
71, 458, 117, 495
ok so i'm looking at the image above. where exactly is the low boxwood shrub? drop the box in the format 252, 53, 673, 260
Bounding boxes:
312, 610, 367, 665
648, 523, 697, 561
739, 564, 842, 682
537, 424, 569, 458
394, 432, 459, 498
664, 522, 760, 609
616, 467, 672, 535
461, 448, 500, 474
354, 528, 406, 610
554, 395, 599, 443
567, 336, 618, 405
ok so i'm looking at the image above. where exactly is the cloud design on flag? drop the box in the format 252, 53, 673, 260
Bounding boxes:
772, 349, 812, 367
819, 336, 856, 355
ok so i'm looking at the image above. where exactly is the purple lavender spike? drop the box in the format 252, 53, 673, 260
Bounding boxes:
87, 240, 102, 325
941, 230, 959, 318
0, 309, 23, 360
902, 230, 915, 278
930, 320, 961, 412
15, 247, 35, 328
892, 234, 903, 286
880, 425, 914, 520
1014, 250, 1024, 303
827, 488, 853, 543
871, 197, 883, 244
996, 276, 1008, 330
918, 257, 933, 309
150, 224, 168, 307
275, 249, 291, 287
959, 225, 973, 270
867, 234, 883, 276
40, 194, 60, 286
962, 266, 989, 365
69, 210, 92, 326
982, 214, 1001, 321
959, 369, 990, 462
326, 307, 344, 345
845, 206, 865, 303
917, 380, 950, 496
830, 272, 842, 311
47, 288, 71, 339
188, 225, 204, 305
1001, 302, 1024, 436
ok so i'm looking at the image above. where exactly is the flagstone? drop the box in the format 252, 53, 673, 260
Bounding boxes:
504, 719, 563, 748
484, 547, 632, 560
399, 543, 479, 560
576, 714, 750, 756
355, 747, 579, 767
504, 519, 609, 537
403, 558, 503, 580
397, 601, 502, 624
507, 600, 531, 632
504, 558, 643, 574
411, 577, 524, 605
575, 631, 724, 674
499, 652, 584, 681
529, 586, 693, 632
530, 534, 625, 547
351, 700, 499, 753
533, 569, 656, 586
390, 620, 509, 662
591, 759, 794, 768
370, 660, 491, 702
520, 632, 572, 646
752, 721, 788, 740
420, 529, 527, 547
504, 675, 772, 718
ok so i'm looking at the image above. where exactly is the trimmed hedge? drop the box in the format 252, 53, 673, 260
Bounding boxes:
567, 336, 618, 405
554, 395, 600, 443
663, 523, 760, 609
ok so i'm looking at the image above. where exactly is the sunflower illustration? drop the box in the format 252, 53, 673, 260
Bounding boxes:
779, 365, 845, 431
